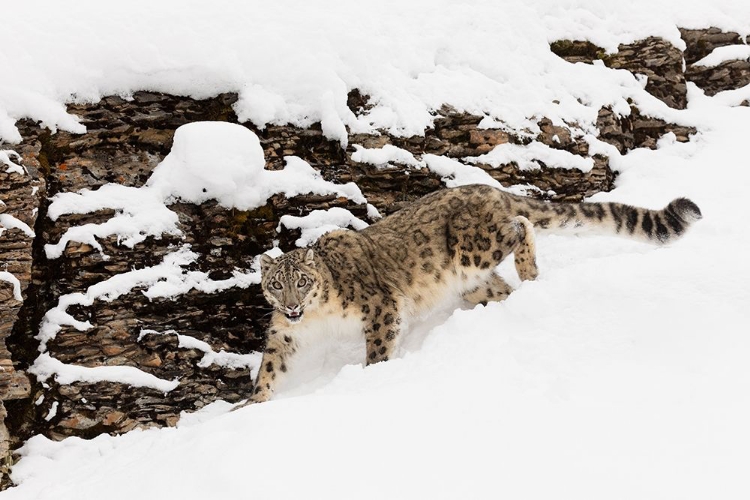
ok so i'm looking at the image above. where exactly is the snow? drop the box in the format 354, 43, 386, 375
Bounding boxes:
1, 1, 748, 145
351, 144, 424, 169
0, 150, 24, 175
43, 402, 57, 422
466, 141, 595, 172
0, 149, 33, 301
0, 214, 35, 238
352, 141, 593, 188
352, 144, 537, 195
711, 84, 750, 107
30, 353, 179, 393
693, 44, 750, 67
421, 154, 532, 196
0, 153, 35, 239
3, 1, 750, 499
0, 271, 22, 301
44, 184, 180, 259
278, 207, 369, 247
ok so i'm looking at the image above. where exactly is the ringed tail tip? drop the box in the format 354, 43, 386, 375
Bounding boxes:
668, 197, 702, 222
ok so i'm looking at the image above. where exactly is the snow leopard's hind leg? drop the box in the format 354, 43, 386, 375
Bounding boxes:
463, 274, 514, 306
512, 215, 538, 281
461, 215, 538, 306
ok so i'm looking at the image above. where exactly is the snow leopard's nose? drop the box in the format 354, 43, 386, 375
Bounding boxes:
285, 304, 302, 315
284, 304, 303, 323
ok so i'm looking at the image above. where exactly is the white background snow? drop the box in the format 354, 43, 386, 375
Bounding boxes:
1, 0, 750, 499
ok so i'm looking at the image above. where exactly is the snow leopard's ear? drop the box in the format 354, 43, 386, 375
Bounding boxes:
304, 248, 315, 267
260, 254, 275, 274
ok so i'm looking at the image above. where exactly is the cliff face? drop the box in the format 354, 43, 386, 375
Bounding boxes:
0, 27, 747, 487
0, 153, 41, 475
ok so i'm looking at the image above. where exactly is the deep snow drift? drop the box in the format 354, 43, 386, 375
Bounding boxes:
2, 0, 750, 499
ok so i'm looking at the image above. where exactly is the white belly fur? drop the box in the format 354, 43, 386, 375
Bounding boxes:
404, 268, 491, 318
274, 310, 365, 398
273, 268, 491, 398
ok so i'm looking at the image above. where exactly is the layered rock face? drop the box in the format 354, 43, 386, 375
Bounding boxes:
0, 153, 42, 479
551, 27, 750, 105
680, 28, 750, 98
0, 27, 748, 488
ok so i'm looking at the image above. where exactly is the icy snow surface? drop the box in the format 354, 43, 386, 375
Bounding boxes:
3, 0, 750, 499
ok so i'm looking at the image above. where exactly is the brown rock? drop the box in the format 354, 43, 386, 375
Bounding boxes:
679, 27, 743, 65
469, 129, 510, 146
687, 58, 750, 97
604, 37, 687, 109
551, 37, 687, 109
102, 410, 126, 426
58, 414, 101, 430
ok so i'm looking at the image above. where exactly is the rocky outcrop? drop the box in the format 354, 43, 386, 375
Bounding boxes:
551, 37, 688, 109
8, 92, 607, 475
596, 106, 695, 154
605, 37, 689, 110
1, 26, 748, 489
0, 151, 43, 480
679, 29, 750, 98
679, 28, 747, 65
551, 28, 750, 106
550, 35, 702, 154
7, 91, 620, 454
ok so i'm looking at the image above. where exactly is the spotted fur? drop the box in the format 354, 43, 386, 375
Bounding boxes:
239, 184, 701, 405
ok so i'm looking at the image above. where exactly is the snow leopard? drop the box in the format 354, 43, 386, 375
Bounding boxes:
238, 184, 701, 405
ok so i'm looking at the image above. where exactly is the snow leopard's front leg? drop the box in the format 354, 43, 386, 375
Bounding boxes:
363, 299, 403, 365
251, 325, 297, 403
234, 322, 297, 409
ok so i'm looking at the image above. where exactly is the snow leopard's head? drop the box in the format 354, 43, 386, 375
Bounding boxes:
260, 249, 323, 324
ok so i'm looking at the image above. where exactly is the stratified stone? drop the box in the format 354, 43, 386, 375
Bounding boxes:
551, 37, 687, 109
686, 56, 750, 97
596, 106, 696, 154
604, 37, 688, 109
679, 27, 743, 65
678, 28, 750, 98
0, 151, 42, 487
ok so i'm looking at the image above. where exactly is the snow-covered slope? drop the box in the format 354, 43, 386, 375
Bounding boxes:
2, 1, 750, 499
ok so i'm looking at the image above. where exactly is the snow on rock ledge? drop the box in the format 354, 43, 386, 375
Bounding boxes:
146, 122, 267, 207
145, 122, 365, 209
45, 121, 366, 259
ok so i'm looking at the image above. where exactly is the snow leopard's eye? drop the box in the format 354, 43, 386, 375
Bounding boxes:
297, 277, 307, 288
271, 281, 283, 290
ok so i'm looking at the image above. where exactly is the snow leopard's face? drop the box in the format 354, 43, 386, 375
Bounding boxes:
260, 249, 321, 324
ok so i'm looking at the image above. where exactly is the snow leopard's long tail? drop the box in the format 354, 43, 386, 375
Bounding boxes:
508, 195, 702, 244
